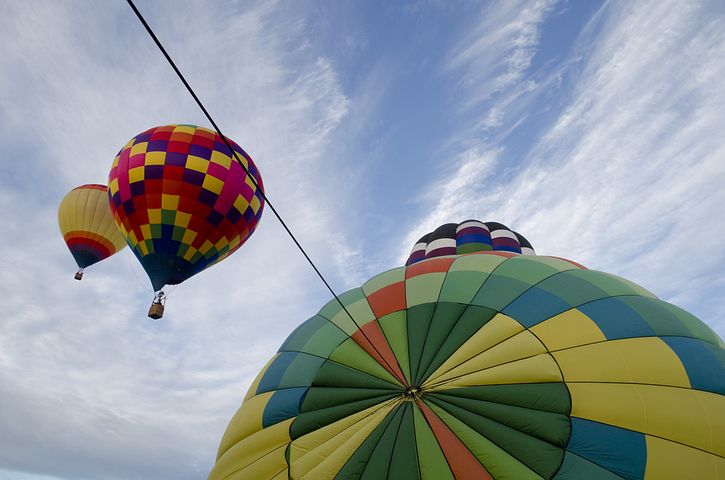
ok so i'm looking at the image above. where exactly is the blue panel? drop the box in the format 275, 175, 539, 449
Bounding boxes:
262, 387, 309, 428
567, 417, 646, 480
503, 287, 572, 328
578, 298, 655, 339
256, 352, 298, 394
663, 337, 725, 395
278, 315, 327, 352
456, 233, 492, 245
554, 451, 623, 479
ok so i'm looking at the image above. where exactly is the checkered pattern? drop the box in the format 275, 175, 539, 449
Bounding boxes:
108, 125, 264, 291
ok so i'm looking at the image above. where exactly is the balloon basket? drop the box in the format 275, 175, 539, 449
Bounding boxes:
148, 291, 166, 320
74, 270, 84, 281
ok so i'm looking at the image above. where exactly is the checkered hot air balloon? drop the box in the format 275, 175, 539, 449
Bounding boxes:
210, 241, 724, 478
108, 125, 264, 317
58, 184, 127, 280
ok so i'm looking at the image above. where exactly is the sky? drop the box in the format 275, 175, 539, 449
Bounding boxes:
1, 0, 724, 478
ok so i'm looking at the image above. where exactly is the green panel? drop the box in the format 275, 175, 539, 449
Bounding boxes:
457, 242, 492, 254
378, 311, 412, 385
663, 301, 723, 346
428, 396, 565, 478
553, 452, 622, 480
312, 360, 402, 390
406, 273, 447, 306
362, 267, 406, 296
161, 209, 176, 225
620, 296, 693, 338
407, 304, 437, 384
535, 272, 609, 308
418, 306, 498, 382
564, 270, 655, 298
318, 288, 367, 334
171, 225, 185, 242
491, 255, 568, 284
291, 395, 395, 440
471, 274, 534, 311
413, 404, 454, 480
387, 403, 421, 480
449, 253, 507, 273
428, 392, 571, 447
335, 405, 402, 480
280, 354, 328, 387
416, 303, 469, 385
330, 338, 401, 386
439, 383, 571, 415
280, 315, 347, 358
438, 271, 489, 304
302, 387, 398, 417
426, 402, 542, 480
357, 404, 406, 479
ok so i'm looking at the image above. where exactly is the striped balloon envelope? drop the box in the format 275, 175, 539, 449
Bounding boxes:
406, 220, 534, 266
58, 184, 127, 271
210, 251, 725, 480
108, 125, 264, 292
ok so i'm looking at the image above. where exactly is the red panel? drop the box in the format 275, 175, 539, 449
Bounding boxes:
405, 257, 456, 279
352, 321, 408, 386
549, 256, 587, 270
367, 282, 406, 318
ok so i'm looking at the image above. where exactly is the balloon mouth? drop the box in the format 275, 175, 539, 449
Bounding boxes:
402, 386, 422, 401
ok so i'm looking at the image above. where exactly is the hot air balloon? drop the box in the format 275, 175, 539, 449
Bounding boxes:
108, 124, 264, 318
58, 184, 127, 280
209, 244, 724, 478
406, 220, 534, 266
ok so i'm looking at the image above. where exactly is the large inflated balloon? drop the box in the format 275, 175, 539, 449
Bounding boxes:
210, 252, 724, 480
58, 184, 127, 270
407, 220, 534, 266
108, 125, 264, 291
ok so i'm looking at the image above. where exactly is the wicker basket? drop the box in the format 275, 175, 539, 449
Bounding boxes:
148, 303, 164, 319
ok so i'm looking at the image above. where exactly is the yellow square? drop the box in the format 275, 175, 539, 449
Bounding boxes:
129, 166, 145, 183
233, 195, 250, 213
245, 175, 257, 190
128, 230, 138, 244
229, 236, 241, 249
174, 125, 196, 135
210, 150, 232, 169
130, 142, 148, 156
215, 237, 229, 250
175, 211, 191, 228
181, 230, 197, 245
140, 224, 152, 240
182, 246, 197, 261
250, 195, 261, 214
139, 242, 149, 255
109, 178, 119, 194
162, 194, 179, 210
148, 209, 161, 224
186, 155, 209, 173
200, 239, 213, 255
144, 151, 166, 165
202, 175, 224, 195
111, 157, 119, 169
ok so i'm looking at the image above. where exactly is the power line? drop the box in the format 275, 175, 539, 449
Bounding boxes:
125, 0, 406, 384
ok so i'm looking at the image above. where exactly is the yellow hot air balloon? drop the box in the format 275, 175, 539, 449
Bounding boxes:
58, 184, 127, 279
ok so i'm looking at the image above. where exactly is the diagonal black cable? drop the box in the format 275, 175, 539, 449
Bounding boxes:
125, 0, 404, 382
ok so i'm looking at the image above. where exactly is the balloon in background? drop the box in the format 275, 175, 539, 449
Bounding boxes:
210, 251, 724, 479
406, 220, 534, 266
58, 184, 127, 279
108, 125, 264, 293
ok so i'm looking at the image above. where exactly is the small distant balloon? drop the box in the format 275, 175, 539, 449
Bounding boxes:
58, 184, 127, 279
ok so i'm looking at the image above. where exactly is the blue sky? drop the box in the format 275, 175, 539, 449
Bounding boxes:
1, 1, 724, 479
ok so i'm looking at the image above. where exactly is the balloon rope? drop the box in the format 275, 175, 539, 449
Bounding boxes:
125, 0, 404, 382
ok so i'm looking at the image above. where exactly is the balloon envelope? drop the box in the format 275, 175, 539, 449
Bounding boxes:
108, 125, 264, 291
210, 252, 724, 480
406, 220, 534, 266
58, 184, 127, 269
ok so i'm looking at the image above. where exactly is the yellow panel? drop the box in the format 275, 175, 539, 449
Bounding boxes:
148, 209, 161, 224
111, 156, 119, 169
200, 239, 214, 255
211, 150, 232, 168
144, 151, 166, 165
645, 435, 725, 480
215, 237, 230, 251
569, 383, 723, 455
271, 469, 289, 480
140, 224, 152, 240
553, 337, 690, 387
406, 272, 447, 307
129, 141, 148, 156
181, 229, 197, 246
245, 356, 278, 401
203, 175, 224, 195
331, 298, 375, 330
161, 194, 179, 210
185, 155, 209, 173
250, 195, 261, 213
429, 330, 546, 386
109, 178, 119, 195
128, 166, 145, 183
245, 175, 256, 190
425, 314, 524, 385
449, 253, 507, 272
531, 309, 606, 351
174, 211, 191, 228
216, 392, 274, 459
174, 125, 196, 134
182, 246, 197, 261
210, 418, 292, 480
431, 354, 562, 391
290, 400, 398, 479
233, 195, 250, 213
